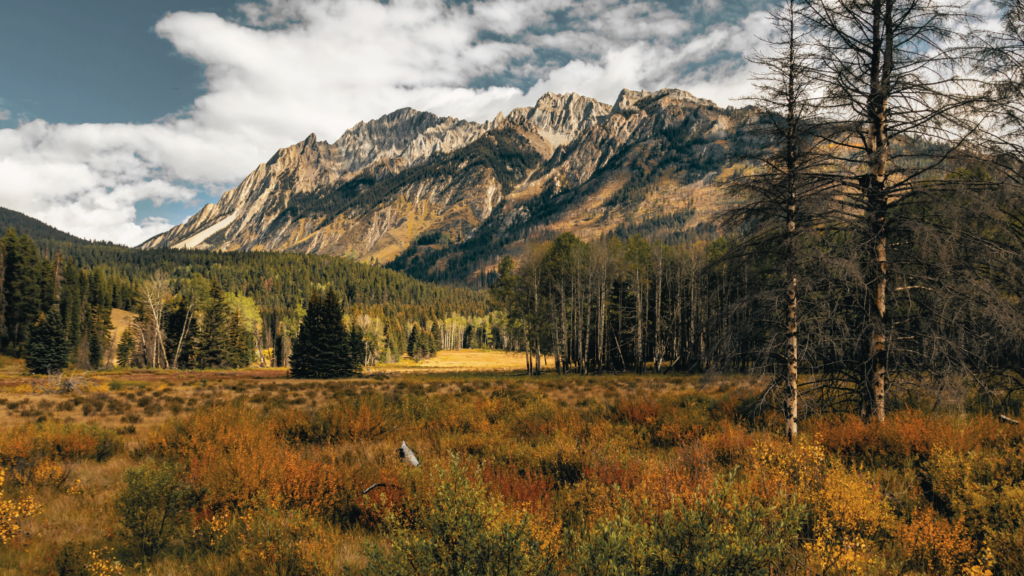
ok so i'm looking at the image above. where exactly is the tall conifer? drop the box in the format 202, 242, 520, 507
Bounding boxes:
25, 308, 71, 374
290, 288, 359, 378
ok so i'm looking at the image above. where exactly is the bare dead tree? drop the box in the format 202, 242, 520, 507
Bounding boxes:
801, 0, 982, 422
171, 282, 200, 370
139, 271, 172, 369
974, 0, 1024, 181
34, 368, 88, 394
722, 0, 836, 441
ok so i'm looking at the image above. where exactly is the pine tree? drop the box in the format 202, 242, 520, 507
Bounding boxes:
195, 282, 231, 369
290, 288, 356, 378
117, 330, 136, 368
347, 324, 365, 375
25, 308, 71, 374
88, 331, 103, 368
0, 243, 7, 341
2, 230, 43, 354
407, 325, 421, 358
431, 321, 443, 351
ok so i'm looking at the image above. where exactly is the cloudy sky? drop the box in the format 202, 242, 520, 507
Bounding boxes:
0, 0, 815, 245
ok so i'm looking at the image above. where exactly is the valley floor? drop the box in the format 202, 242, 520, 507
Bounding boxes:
0, 351, 1020, 575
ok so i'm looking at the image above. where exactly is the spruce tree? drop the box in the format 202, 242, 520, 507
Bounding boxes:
290, 291, 323, 377
290, 288, 354, 378
116, 330, 135, 368
195, 282, 231, 369
25, 308, 71, 374
0, 242, 5, 341
347, 324, 365, 374
226, 309, 255, 368
431, 321, 443, 351
88, 330, 103, 368
2, 230, 43, 354
407, 325, 421, 358
320, 288, 350, 376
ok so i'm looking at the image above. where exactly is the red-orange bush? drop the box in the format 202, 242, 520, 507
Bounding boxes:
613, 397, 662, 427
481, 460, 553, 513
0, 422, 120, 465
150, 405, 358, 521
808, 411, 959, 465
582, 458, 645, 492
896, 508, 975, 574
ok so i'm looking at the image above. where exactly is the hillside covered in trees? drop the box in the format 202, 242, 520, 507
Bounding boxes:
0, 208, 489, 372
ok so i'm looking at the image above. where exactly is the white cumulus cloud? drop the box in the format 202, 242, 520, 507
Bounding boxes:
0, 0, 775, 246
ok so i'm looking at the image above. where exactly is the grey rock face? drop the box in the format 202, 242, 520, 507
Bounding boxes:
611, 88, 717, 115
505, 92, 612, 147
333, 108, 486, 173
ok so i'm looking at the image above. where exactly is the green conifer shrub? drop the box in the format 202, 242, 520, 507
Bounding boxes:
290, 288, 359, 378
25, 308, 71, 374
116, 330, 135, 368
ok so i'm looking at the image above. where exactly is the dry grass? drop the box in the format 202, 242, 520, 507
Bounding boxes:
367, 350, 549, 373
0, 350, 762, 575
3, 350, 1016, 575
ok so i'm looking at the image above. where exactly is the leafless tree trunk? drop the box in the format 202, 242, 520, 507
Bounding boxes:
140, 271, 172, 369
802, 0, 976, 422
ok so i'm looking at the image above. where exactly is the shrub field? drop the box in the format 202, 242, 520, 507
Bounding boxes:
0, 360, 1022, 575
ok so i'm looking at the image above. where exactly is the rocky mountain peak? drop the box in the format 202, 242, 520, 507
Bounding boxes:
612, 88, 717, 115
331, 108, 486, 175
505, 92, 612, 147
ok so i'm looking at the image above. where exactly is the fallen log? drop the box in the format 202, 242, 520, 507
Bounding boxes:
362, 483, 395, 495
999, 414, 1020, 425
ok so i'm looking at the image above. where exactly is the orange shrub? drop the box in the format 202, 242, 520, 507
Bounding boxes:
150, 405, 358, 521
511, 401, 561, 438
897, 508, 974, 574
613, 397, 662, 427
275, 397, 398, 444
0, 422, 120, 466
701, 421, 753, 466
356, 465, 410, 529
808, 411, 959, 465
481, 460, 554, 513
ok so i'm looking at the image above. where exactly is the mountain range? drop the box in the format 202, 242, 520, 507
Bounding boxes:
141, 88, 755, 283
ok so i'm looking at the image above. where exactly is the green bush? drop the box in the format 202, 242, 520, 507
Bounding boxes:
364, 456, 557, 576
114, 460, 201, 557
567, 475, 806, 576
565, 512, 662, 576
191, 506, 325, 576
52, 541, 90, 576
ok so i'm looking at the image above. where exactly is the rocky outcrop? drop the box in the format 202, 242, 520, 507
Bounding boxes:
141, 133, 342, 250
611, 88, 716, 115
333, 108, 486, 173
505, 92, 612, 148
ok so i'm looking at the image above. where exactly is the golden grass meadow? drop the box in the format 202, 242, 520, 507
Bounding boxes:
0, 350, 1022, 575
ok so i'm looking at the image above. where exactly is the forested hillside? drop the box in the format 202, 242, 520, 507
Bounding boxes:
0, 207, 86, 245
0, 208, 489, 372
